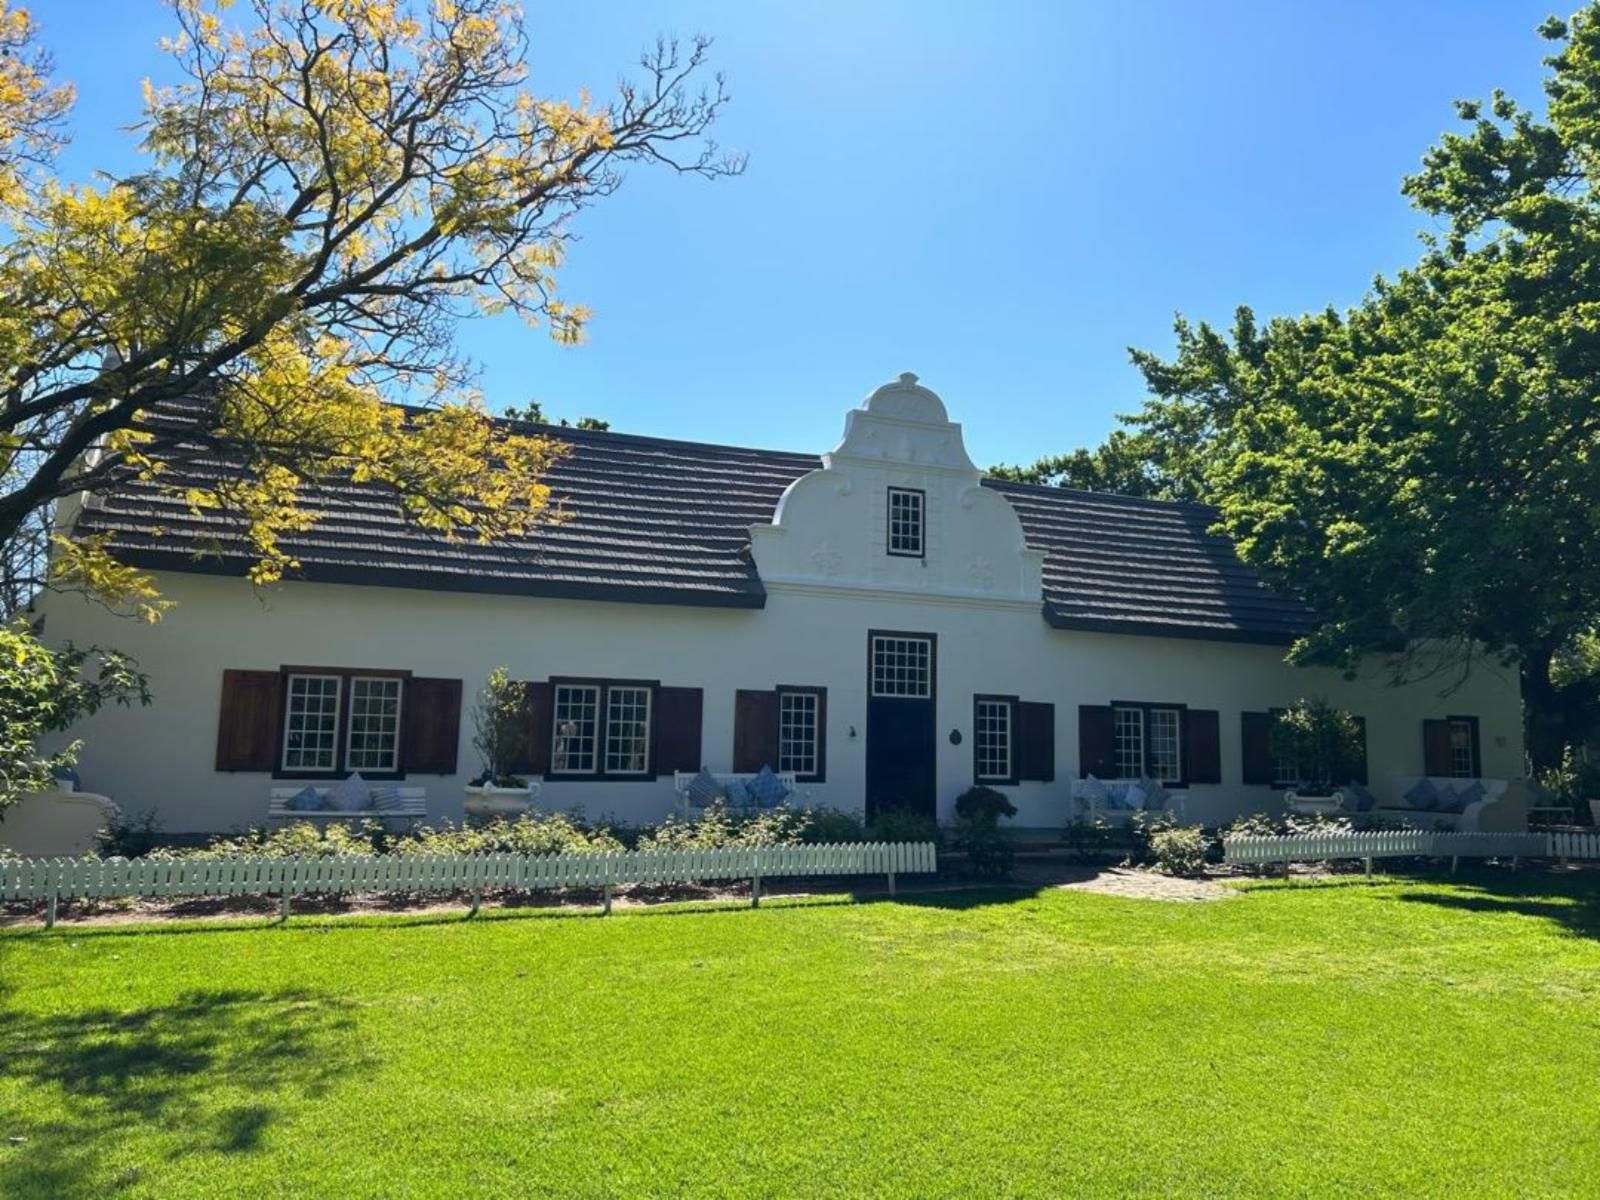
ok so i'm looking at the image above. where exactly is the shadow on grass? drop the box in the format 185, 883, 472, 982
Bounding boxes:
0, 987, 363, 1198
1390, 867, 1600, 942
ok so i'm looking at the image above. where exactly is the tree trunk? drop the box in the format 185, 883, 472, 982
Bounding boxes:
1521, 645, 1600, 775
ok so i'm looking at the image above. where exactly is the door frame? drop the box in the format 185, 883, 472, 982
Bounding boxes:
864, 628, 939, 821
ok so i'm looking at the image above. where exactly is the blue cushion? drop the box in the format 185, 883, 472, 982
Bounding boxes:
370, 787, 404, 813
723, 778, 754, 807
287, 785, 322, 812
685, 767, 724, 808
748, 765, 790, 807
1451, 780, 1487, 812
323, 773, 372, 812
1342, 782, 1377, 813
1137, 776, 1171, 812
1403, 778, 1441, 811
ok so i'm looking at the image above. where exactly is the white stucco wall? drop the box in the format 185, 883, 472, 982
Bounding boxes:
30, 374, 1526, 834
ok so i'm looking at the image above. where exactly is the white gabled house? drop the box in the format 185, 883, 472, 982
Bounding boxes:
32, 374, 1524, 834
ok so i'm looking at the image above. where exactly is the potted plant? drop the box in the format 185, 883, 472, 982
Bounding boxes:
463, 667, 539, 819
1272, 698, 1363, 814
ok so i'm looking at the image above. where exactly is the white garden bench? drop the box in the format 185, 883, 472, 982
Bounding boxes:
1070, 778, 1189, 823
269, 785, 428, 828
672, 770, 802, 818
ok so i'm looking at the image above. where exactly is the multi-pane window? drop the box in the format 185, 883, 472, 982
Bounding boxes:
887, 487, 924, 557
604, 687, 653, 775
1113, 706, 1145, 779
551, 684, 600, 775
1148, 708, 1181, 782
871, 635, 932, 698
778, 689, 822, 779
283, 674, 342, 771
1271, 739, 1302, 789
1112, 703, 1185, 783
346, 676, 403, 772
1448, 718, 1477, 779
975, 698, 1014, 782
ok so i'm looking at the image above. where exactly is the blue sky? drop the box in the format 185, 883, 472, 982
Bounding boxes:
32, 0, 1556, 466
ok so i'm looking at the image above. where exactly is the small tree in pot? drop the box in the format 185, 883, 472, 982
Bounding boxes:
1270, 698, 1363, 797
465, 668, 534, 817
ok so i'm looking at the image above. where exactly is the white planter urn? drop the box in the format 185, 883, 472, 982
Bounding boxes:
463, 783, 541, 821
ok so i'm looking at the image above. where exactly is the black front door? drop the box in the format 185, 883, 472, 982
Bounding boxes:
866, 631, 937, 821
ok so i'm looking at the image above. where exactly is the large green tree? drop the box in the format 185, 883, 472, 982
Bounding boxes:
0, 0, 737, 618
1058, 7, 1600, 770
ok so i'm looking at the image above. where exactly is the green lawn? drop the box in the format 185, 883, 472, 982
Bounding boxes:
3, 872, 1599, 1198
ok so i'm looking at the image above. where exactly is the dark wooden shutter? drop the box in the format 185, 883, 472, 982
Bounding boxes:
1422, 719, 1453, 776
733, 689, 779, 772
402, 677, 462, 774
215, 669, 283, 771
509, 682, 554, 775
1352, 715, 1369, 785
1185, 709, 1221, 784
654, 687, 704, 775
1078, 705, 1115, 778
1018, 701, 1055, 782
1241, 711, 1274, 785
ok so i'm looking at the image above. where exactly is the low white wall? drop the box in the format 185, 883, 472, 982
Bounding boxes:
31, 572, 1525, 835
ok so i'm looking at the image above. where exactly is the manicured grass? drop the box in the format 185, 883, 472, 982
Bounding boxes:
3, 871, 1600, 1197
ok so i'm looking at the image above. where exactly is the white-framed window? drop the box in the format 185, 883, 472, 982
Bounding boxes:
887, 487, 924, 557
1113, 706, 1145, 780
871, 635, 933, 698
1148, 708, 1181, 782
778, 689, 823, 779
551, 684, 600, 775
604, 686, 653, 775
283, 673, 342, 771
975, 698, 1014, 782
346, 676, 403, 772
1448, 718, 1477, 779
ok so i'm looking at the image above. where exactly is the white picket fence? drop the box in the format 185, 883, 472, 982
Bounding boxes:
1, 841, 939, 926
1225, 830, 1595, 867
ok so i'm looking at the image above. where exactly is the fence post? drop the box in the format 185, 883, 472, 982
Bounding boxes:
603, 881, 613, 916
469, 887, 482, 918
887, 870, 896, 898
1363, 857, 1373, 879
45, 889, 57, 930
751, 849, 762, 910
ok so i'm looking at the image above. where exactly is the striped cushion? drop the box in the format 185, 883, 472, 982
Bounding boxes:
748, 766, 790, 807
685, 768, 724, 807
370, 787, 404, 813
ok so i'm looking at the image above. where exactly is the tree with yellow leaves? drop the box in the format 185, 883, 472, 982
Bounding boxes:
0, 0, 740, 617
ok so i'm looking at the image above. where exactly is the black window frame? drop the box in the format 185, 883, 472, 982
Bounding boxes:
274, 665, 412, 781
886, 486, 926, 558
972, 694, 1019, 786
1109, 699, 1187, 788
547, 676, 661, 782
776, 685, 827, 783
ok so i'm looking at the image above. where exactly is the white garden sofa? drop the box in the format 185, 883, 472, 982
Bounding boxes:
1367, 777, 1528, 833
672, 770, 802, 817
269, 785, 427, 828
1069, 777, 1189, 824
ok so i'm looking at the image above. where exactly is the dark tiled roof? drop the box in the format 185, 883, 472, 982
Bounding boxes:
76, 418, 1314, 642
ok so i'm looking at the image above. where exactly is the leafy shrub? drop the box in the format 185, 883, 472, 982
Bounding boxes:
800, 806, 867, 843
635, 804, 808, 851
152, 820, 383, 860
951, 786, 1017, 879
96, 809, 164, 858
1124, 809, 1176, 863
1063, 816, 1130, 860
867, 807, 941, 848
1269, 698, 1364, 794
1149, 825, 1211, 876
1538, 746, 1600, 824
393, 812, 623, 856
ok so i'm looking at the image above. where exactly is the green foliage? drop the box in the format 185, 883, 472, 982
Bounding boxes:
866, 807, 942, 848
951, 786, 1016, 879
989, 427, 1205, 501
469, 666, 528, 787
1269, 698, 1365, 794
149, 812, 623, 861
0, 620, 150, 811
96, 809, 164, 859
1537, 747, 1600, 823
634, 804, 809, 851
503, 401, 611, 430
799, 806, 868, 843
1149, 825, 1212, 877
1062, 815, 1131, 860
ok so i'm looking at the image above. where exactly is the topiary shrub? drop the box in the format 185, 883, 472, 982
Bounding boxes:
951, 785, 1017, 879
